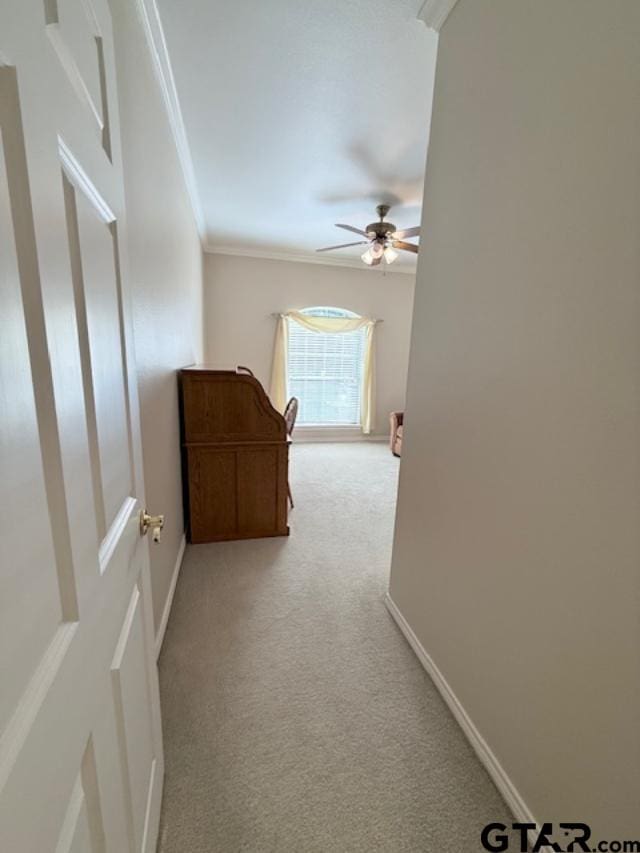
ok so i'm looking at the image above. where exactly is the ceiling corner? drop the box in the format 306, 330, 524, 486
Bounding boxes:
417, 0, 460, 32
205, 245, 417, 275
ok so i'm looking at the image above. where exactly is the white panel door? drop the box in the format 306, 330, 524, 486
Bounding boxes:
0, 1, 164, 850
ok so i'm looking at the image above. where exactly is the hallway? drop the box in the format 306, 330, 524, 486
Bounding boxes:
157, 444, 510, 852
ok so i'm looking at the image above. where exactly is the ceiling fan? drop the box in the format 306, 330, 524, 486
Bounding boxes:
316, 204, 420, 266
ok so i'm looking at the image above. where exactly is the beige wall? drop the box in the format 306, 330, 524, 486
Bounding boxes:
390, 0, 640, 838
111, 0, 203, 635
204, 253, 415, 435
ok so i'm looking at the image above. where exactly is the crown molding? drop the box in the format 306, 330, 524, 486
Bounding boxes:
417, 0, 460, 31
134, 0, 206, 239
204, 244, 416, 275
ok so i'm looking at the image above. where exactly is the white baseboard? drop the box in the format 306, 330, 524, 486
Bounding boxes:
154, 534, 186, 659
293, 428, 388, 443
384, 592, 536, 828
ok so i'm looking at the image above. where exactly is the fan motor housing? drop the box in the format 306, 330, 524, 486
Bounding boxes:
366, 220, 396, 239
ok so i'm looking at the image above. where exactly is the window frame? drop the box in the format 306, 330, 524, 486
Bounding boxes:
286, 306, 366, 429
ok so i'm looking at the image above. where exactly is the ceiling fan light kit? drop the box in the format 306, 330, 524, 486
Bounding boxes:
317, 203, 420, 267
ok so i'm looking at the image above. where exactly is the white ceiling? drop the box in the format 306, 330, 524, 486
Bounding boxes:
155, 0, 438, 269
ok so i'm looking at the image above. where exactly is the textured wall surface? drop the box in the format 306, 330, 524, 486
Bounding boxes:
390, 0, 640, 838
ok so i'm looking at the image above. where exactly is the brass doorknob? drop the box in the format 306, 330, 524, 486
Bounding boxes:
140, 510, 165, 543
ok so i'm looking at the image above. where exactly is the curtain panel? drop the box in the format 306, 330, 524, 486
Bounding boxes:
269, 311, 376, 434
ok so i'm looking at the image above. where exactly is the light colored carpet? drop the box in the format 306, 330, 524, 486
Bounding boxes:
158, 443, 510, 852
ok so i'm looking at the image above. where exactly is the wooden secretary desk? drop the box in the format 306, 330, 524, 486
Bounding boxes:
179, 367, 289, 543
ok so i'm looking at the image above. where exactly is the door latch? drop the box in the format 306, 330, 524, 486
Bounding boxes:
140, 510, 165, 543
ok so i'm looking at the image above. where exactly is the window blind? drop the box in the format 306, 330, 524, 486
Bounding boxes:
287, 308, 365, 426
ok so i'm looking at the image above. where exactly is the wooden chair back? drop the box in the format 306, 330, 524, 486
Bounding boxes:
283, 396, 299, 437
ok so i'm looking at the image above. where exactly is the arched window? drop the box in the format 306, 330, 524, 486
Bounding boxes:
287, 307, 366, 426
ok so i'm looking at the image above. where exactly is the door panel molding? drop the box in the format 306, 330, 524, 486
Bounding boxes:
59, 135, 115, 223
98, 495, 137, 573
0, 623, 78, 792
111, 585, 157, 852
45, 0, 105, 136
0, 66, 79, 622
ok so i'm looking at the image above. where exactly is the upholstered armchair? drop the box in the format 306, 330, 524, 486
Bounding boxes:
390, 411, 404, 457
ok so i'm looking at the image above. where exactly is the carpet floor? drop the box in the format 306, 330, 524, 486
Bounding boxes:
157, 443, 511, 852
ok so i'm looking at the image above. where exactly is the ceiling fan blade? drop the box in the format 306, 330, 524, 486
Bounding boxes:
392, 240, 419, 254
316, 241, 369, 252
392, 226, 421, 240
335, 223, 371, 237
